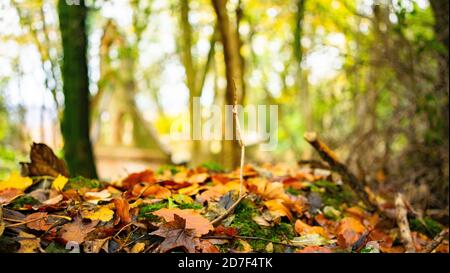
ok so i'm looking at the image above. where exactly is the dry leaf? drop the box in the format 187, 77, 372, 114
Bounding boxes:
113, 198, 132, 225
295, 219, 329, 238
0, 188, 23, 205
132, 183, 171, 198
0, 172, 33, 191
20, 143, 68, 177
82, 206, 114, 222
151, 214, 198, 253
152, 208, 213, 236
336, 217, 366, 248
25, 212, 52, 231
18, 231, 40, 253
60, 217, 99, 244
52, 175, 68, 191
264, 199, 293, 221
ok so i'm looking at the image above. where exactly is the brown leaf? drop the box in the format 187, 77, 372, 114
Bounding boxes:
150, 214, 198, 253
0, 188, 23, 205
113, 198, 132, 225
132, 183, 171, 198
18, 231, 41, 253
20, 143, 68, 177
121, 170, 155, 190
25, 212, 52, 231
60, 217, 98, 244
152, 208, 213, 236
336, 217, 366, 248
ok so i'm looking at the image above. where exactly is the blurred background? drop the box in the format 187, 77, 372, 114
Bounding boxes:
0, 0, 448, 209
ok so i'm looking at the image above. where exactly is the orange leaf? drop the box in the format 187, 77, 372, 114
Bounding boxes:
294, 219, 328, 238
264, 199, 293, 221
336, 217, 366, 248
132, 183, 171, 198
122, 170, 155, 190
113, 198, 132, 225
152, 208, 213, 236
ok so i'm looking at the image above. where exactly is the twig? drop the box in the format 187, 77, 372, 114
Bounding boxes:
202, 235, 297, 248
395, 193, 416, 253
423, 229, 449, 253
304, 132, 376, 211
211, 193, 247, 227
232, 80, 245, 197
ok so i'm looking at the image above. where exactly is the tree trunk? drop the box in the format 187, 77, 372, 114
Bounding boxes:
212, 0, 242, 169
58, 0, 97, 178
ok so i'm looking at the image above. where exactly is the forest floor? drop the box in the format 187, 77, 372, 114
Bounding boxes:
0, 142, 448, 253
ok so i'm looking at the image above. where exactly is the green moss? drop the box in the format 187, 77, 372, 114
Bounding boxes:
156, 165, 180, 175
139, 201, 168, 218
201, 161, 225, 172
9, 196, 39, 209
45, 242, 70, 253
230, 199, 294, 252
65, 176, 102, 190
286, 187, 304, 196
410, 217, 442, 238
178, 202, 203, 210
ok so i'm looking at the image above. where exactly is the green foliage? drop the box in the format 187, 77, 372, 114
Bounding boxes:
65, 176, 102, 190
8, 196, 39, 209
201, 161, 225, 172
45, 242, 70, 253
410, 217, 443, 238
230, 199, 294, 252
156, 165, 180, 175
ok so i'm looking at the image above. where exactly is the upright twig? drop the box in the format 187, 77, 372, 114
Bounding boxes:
232, 80, 245, 197
395, 193, 416, 253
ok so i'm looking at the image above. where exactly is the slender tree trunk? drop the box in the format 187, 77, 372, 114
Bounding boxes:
212, 0, 242, 169
58, 0, 97, 178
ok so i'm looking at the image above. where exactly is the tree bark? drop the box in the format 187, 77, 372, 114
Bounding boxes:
58, 0, 97, 178
212, 0, 242, 169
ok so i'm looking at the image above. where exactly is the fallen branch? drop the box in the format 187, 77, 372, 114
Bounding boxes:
395, 193, 416, 253
202, 235, 297, 248
211, 193, 247, 227
423, 229, 449, 253
304, 132, 376, 211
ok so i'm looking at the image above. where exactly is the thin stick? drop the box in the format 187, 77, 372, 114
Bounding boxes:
211, 193, 247, 227
423, 229, 449, 253
232, 80, 245, 197
395, 193, 416, 253
304, 132, 376, 211
202, 235, 296, 248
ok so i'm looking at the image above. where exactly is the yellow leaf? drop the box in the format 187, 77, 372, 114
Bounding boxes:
0, 172, 33, 191
83, 206, 114, 222
52, 175, 68, 191
131, 242, 146, 253
18, 231, 40, 253
264, 199, 293, 221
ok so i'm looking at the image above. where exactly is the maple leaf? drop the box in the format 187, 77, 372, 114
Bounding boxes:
52, 175, 68, 191
0, 172, 33, 191
152, 208, 213, 236
20, 143, 68, 177
150, 214, 198, 253
60, 217, 99, 244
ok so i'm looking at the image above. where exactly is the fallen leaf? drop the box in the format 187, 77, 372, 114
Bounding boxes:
18, 231, 40, 253
295, 219, 329, 238
122, 170, 155, 190
132, 183, 171, 199
83, 238, 109, 253
60, 217, 98, 244
113, 198, 132, 225
43, 194, 63, 205
52, 175, 68, 191
82, 206, 114, 222
297, 246, 333, 253
0, 188, 23, 205
291, 234, 333, 247
25, 212, 53, 231
152, 208, 213, 236
336, 217, 366, 248
264, 199, 293, 221
84, 189, 112, 204
188, 173, 209, 184
131, 242, 146, 253
20, 143, 68, 177
150, 214, 198, 253
0, 172, 33, 191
